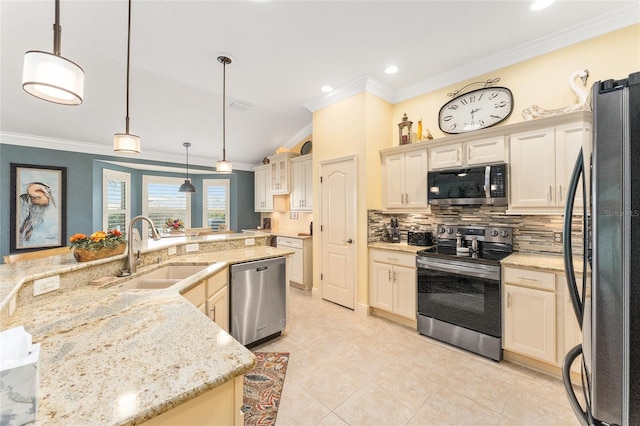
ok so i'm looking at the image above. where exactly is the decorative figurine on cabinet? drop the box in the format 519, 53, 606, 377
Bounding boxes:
398, 113, 412, 145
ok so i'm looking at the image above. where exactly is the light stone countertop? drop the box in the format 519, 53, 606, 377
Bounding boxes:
1, 245, 293, 425
502, 252, 587, 275
368, 241, 428, 254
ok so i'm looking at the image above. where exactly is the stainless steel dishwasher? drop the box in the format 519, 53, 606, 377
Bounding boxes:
229, 256, 286, 346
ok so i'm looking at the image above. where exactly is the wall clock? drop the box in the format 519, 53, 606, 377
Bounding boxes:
438, 86, 513, 134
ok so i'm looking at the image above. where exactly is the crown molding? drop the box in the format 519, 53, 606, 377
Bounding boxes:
306, 4, 639, 108
303, 75, 395, 113
0, 131, 256, 171
284, 122, 313, 149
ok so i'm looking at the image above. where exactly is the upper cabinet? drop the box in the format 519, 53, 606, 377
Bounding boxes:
429, 136, 505, 170
290, 155, 312, 211
254, 164, 273, 212
381, 144, 429, 210
269, 152, 299, 194
508, 119, 590, 213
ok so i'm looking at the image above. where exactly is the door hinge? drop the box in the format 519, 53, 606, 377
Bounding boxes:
320, 176, 323, 183
320, 225, 323, 231
320, 273, 323, 280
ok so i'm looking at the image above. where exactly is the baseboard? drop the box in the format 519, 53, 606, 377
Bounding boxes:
311, 286, 321, 299
355, 302, 370, 318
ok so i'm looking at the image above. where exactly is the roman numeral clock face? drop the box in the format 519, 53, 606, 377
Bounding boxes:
438, 87, 514, 134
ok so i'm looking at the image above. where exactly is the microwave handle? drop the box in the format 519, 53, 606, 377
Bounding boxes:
484, 166, 491, 198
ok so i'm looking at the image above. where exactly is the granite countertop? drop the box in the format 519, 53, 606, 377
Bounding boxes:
2, 245, 293, 425
242, 229, 313, 239
368, 241, 427, 254
502, 252, 587, 275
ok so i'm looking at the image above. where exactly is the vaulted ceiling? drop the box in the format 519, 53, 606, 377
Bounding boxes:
1, 1, 638, 170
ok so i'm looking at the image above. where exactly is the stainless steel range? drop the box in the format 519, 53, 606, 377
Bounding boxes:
416, 224, 513, 361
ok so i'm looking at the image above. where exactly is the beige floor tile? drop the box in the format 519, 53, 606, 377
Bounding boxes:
274, 288, 580, 426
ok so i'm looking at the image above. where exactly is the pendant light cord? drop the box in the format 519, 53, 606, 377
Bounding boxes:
125, 0, 132, 134
53, 0, 61, 55
185, 143, 190, 180
222, 59, 226, 162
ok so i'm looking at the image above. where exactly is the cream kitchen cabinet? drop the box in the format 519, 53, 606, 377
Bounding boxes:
508, 120, 590, 212
254, 164, 273, 212
290, 154, 312, 211
268, 152, 299, 194
182, 266, 229, 332
369, 249, 416, 321
277, 236, 312, 290
381, 144, 428, 210
428, 136, 505, 170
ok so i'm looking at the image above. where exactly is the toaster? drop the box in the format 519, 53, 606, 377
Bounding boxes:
407, 231, 434, 246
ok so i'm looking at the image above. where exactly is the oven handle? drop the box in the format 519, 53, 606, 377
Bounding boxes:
417, 257, 500, 280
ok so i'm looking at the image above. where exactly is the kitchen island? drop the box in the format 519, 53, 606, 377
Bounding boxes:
0, 234, 293, 425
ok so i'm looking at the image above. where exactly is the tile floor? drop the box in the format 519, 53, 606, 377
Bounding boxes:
253, 287, 581, 426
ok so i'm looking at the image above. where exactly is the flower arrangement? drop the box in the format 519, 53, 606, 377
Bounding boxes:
69, 229, 126, 251
165, 218, 184, 231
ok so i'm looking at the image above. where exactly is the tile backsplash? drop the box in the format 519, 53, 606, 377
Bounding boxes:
368, 206, 584, 255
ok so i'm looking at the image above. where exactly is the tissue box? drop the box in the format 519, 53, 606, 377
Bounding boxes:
0, 327, 40, 426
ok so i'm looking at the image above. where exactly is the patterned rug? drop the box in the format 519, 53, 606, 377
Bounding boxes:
242, 352, 289, 426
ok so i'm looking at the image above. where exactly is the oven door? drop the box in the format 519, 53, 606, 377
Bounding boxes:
417, 257, 501, 337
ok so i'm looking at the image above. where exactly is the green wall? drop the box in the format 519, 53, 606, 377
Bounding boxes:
1, 143, 259, 258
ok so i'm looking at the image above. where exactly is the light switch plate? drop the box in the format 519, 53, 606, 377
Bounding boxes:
245, 238, 255, 246
34, 275, 60, 296
185, 243, 199, 253
168, 246, 177, 256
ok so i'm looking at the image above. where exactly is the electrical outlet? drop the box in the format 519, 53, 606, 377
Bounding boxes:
168, 246, 177, 256
245, 238, 255, 246
554, 231, 563, 243
185, 243, 199, 253
34, 275, 60, 296
290, 211, 298, 220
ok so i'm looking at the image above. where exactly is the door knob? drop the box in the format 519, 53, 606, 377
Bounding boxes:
343, 238, 353, 244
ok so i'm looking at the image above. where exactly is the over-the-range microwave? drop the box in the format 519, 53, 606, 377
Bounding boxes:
427, 163, 507, 206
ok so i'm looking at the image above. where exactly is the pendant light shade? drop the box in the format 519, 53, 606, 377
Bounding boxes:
216, 56, 232, 174
114, 0, 140, 154
22, 0, 84, 105
179, 142, 196, 193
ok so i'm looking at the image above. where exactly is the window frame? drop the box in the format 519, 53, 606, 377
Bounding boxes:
102, 169, 131, 233
202, 178, 230, 231
142, 175, 191, 237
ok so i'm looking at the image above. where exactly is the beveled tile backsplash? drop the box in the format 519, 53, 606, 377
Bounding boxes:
368, 206, 584, 255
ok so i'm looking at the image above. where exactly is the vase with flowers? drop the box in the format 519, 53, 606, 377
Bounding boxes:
165, 218, 185, 234
69, 229, 127, 262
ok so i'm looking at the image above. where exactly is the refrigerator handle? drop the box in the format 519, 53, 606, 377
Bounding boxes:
563, 147, 585, 328
562, 344, 589, 426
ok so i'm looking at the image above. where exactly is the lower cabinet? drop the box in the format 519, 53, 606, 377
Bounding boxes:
369, 249, 416, 322
277, 236, 312, 290
182, 266, 229, 332
503, 265, 583, 372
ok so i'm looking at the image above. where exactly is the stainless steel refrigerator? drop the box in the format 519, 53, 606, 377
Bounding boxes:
563, 71, 639, 426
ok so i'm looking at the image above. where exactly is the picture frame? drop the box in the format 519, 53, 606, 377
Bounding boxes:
10, 163, 67, 252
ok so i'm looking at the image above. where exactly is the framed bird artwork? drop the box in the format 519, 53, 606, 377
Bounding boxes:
10, 163, 67, 252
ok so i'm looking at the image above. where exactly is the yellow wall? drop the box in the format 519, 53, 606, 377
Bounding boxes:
394, 24, 640, 140
310, 24, 639, 307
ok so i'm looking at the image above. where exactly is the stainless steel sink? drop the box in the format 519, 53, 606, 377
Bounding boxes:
116, 264, 210, 290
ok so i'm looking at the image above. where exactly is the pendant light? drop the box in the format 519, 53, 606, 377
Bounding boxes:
216, 56, 233, 173
113, 0, 140, 154
179, 142, 196, 193
22, 0, 85, 105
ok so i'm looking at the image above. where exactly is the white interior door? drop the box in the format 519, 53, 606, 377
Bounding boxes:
320, 156, 356, 309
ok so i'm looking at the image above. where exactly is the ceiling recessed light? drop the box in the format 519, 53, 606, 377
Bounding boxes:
385, 65, 399, 75
321, 85, 333, 93
531, 0, 555, 11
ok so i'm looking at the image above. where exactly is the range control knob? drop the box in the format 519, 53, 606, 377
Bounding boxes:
439, 227, 446, 234
500, 230, 509, 237
447, 228, 454, 234
491, 230, 499, 237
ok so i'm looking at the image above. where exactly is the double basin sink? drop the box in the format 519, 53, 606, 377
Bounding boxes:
113, 264, 211, 290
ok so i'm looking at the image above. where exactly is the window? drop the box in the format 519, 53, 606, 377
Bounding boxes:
103, 170, 131, 232
142, 176, 191, 236
203, 179, 229, 231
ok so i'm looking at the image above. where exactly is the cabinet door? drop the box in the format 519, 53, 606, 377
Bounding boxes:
383, 153, 406, 209
289, 246, 304, 285
392, 265, 416, 320
509, 128, 556, 208
403, 149, 428, 208
556, 122, 590, 209
254, 166, 273, 212
207, 286, 229, 332
290, 160, 304, 210
465, 137, 505, 165
183, 281, 206, 313
429, 144, 462, 170
370, 262, 393, 311
270, 157, 289, 194
504, 284, 557, 364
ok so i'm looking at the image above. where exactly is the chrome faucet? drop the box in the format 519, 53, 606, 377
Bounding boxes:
119, 215, 162, 276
